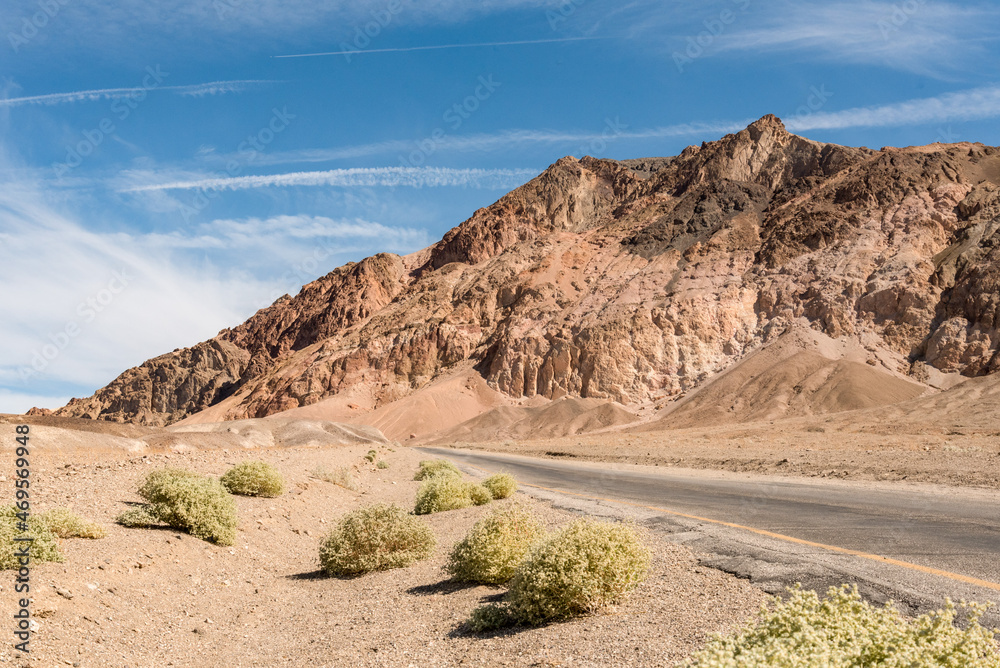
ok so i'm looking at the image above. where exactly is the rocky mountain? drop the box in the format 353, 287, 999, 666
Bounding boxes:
56, 115, 1000, 438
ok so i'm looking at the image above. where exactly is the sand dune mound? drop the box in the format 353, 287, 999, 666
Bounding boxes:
859, 373, 1000, 432
168, 418, 388, 449
347, 369, 512, 441
0, 414, 388, 455
426, 396, 639, 444
262, 368, 512, 442
646, 331, 927, 430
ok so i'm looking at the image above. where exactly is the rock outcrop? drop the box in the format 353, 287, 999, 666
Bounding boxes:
56, 116, 1000, 428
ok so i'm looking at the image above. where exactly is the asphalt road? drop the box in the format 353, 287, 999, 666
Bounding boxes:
419, 447, 1000, 620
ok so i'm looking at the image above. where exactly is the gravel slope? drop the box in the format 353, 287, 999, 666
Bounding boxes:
0, 442, 765, 667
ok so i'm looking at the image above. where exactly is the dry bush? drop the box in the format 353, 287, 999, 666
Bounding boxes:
376, 460, 389, 470
0, 506, 62, 569
115, 506, 159, 528
138, 468, 238, 545
414, 476, 492, 515
482, 473, 517, 499
138, 467, 203, 497
683, 585, 1000, 667
469, 484, 492, 506
413, 459, 461, 481
469, 519, 650, 630
319, 503, 435, 576
221, 461, 286, 497
39, 507, 106, 539
447, 503, 546, 584
364, 450, 377, 463
311, 465, 359, 491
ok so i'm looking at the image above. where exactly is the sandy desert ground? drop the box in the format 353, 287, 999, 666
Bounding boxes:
0, 423, 766, 667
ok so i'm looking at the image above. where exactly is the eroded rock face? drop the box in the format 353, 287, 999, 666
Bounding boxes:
59, 339, 250, 425
56, 116, 1000, 425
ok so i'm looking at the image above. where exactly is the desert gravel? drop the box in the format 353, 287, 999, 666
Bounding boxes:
0, 443, 766, 667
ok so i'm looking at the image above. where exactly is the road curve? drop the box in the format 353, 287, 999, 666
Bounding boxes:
419, 446, 1000, 616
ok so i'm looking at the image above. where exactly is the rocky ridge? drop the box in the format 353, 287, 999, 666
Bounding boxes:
56, 115, 1000, 432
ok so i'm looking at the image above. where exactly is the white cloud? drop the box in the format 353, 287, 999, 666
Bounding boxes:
0, 174, 430, 411
786, 86, 1000, 132
2, 0, 555, 57
223, 122, 746, 167
711, 1, 1000, 76
0, 80, 276, 108
0, 181, 258, 395
234, 85, 1000, 168
143, 215, 430, 255
118, 166, 542, 192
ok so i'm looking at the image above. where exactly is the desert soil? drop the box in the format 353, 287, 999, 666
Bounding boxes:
448, 418, 1000, 490
0, 440, 766, 667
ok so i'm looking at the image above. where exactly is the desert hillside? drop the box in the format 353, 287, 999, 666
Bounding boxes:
54, 116, 1000, 440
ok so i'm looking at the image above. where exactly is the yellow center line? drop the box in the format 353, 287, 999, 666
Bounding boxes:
460, 459, 1000, 593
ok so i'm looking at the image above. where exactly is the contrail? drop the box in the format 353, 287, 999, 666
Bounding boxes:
0, 80, 277, 108
274, 36, 609, 59
119, 167, 541, 192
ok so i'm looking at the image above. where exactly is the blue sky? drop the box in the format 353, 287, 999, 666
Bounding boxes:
2, 0, 999, 413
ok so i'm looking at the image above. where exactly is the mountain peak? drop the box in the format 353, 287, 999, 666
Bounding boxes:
54, 127, 1000, 435
750, 113, 786, 130
745, 114, 788, 141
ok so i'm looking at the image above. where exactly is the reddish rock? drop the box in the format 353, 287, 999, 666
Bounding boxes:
55, 117, 1000, 426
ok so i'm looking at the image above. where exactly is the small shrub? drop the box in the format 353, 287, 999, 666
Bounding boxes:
376, 460, 389, 470
137, 467, 203, 498
682, 585, 1000, 667
447, 504, 546, 584
364, 450, 377, 463
414, 459, 461, 481
116, 506, 159, 528
469, 519, 650, 630
138, 468, 238, 545
221, 461, 286, 497
0, 506, 62, 569
469, 484, 492, 506
482, 473, 517, 499
39, 508, 106, 539
319, 503, 435, 576
311, 465, 358, 491
414, 476, 492, 515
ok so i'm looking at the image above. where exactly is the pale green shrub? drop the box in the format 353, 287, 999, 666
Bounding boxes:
683, 584, 1000, 667
311, 465, 358, 491
319, 503, 435, 576
137, 467, 203, 497
469, 483, 493, 506
469, 519, 650, 630
39, 507, 106, 539
115, 506, 159, 528
0, 506, 62, 568
138, 468, 238, 545
376, 460, 389, 470
482, 473, 517, 499
447, 503, 545, 584
364, 450, 377, 463
414, 476, 492, 514
221, 461, 286, 497
414, 459, 461, 481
